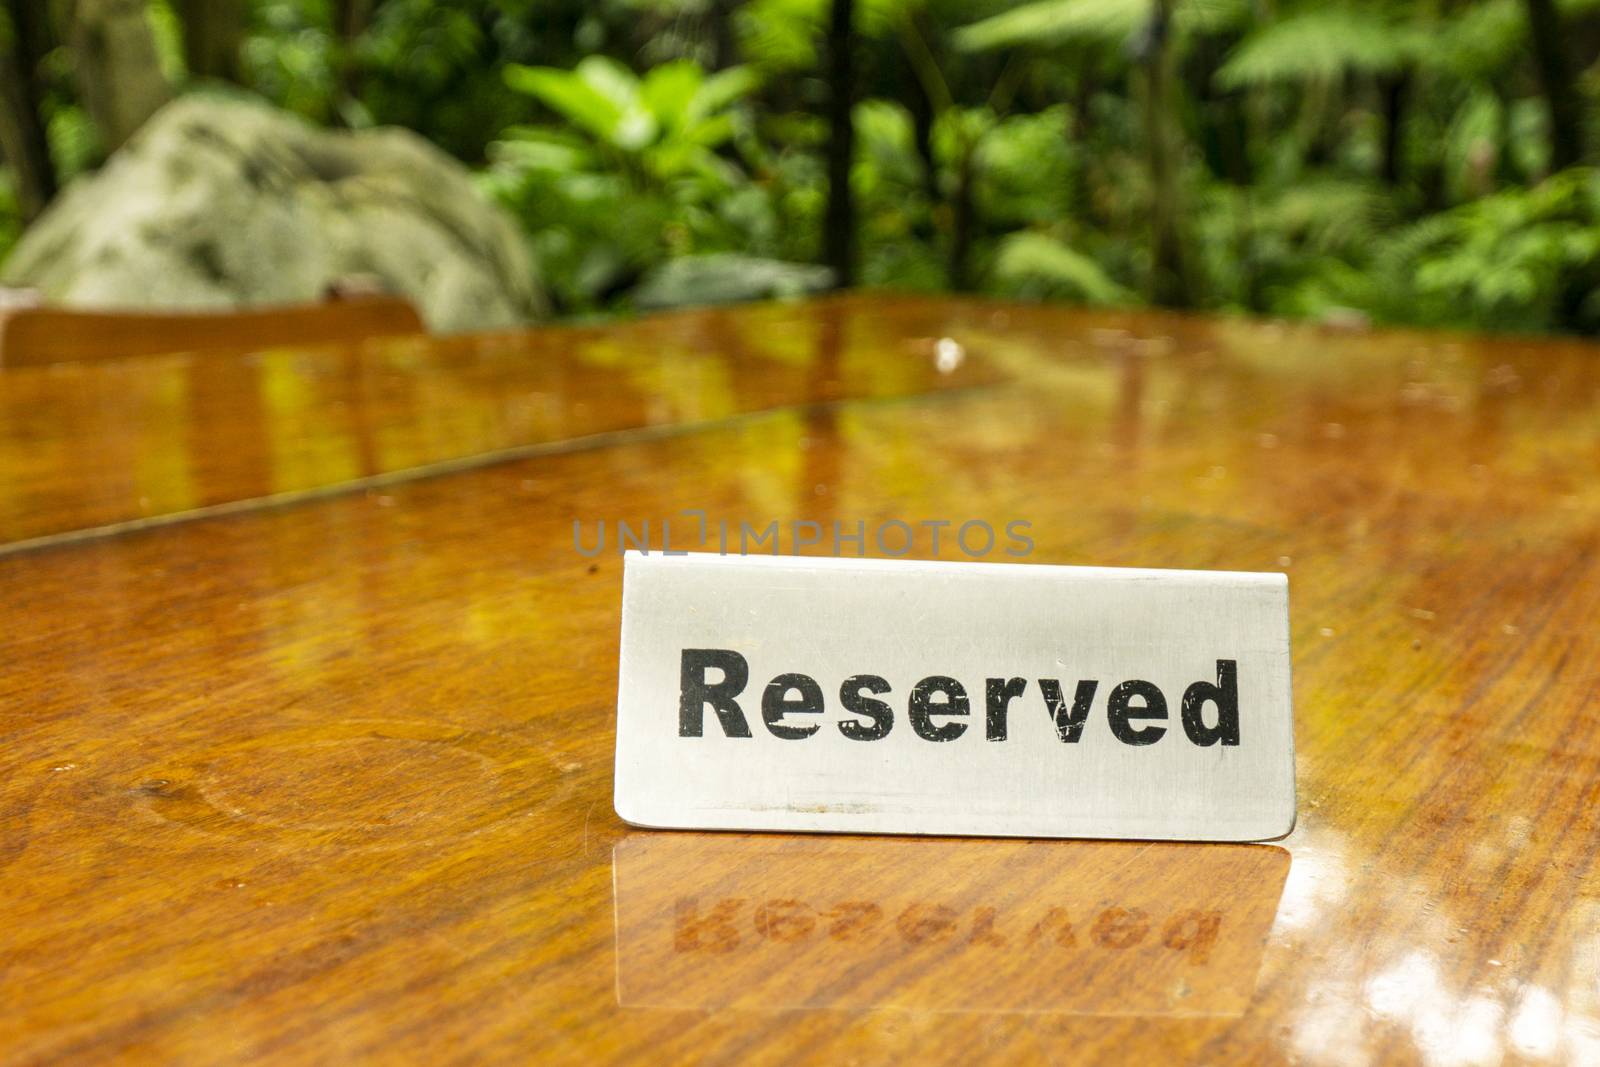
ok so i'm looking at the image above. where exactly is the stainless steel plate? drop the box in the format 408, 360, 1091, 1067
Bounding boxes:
613, 552, 1295, 841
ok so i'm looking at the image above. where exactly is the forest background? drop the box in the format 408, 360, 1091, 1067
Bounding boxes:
2, 0, 1599, 333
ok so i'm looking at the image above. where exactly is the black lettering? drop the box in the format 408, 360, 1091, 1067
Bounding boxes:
984, 677, 1027, 741
1107, 680, 1167, 745
1182, 660, 1240, 746
1040, 678, 1098, 742
679, 649, 751, 738
909, 676, 969, 741
762, 673, 824, 739
838, 674, 894, 741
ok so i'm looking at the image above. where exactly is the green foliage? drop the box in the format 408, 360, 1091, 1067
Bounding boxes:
954, 0, 1150, 52
955, 0, 1245, 53
243, 0, 619, 155
144, 0, 188, 84
244, 1, 342, 123
1215, 8, 1423, 89
0, 171, 21, 264
505, 57, 758, 163
5, 0, 1600, 335
733, 0, 925, 68
43, 104, 102, 182
974, 106, 1077, 228
489, 56, 771, 311
991, 231, 1133, 302
1428, 0, 1529, 79
736, 0, 828, 72
850, 99, 942, 288
1188, 175, 1397, 316
1376, 169, 1600, 332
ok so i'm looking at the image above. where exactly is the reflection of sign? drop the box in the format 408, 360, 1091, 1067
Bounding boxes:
613, 835, 1291, 1016
615, 553, 1295, 840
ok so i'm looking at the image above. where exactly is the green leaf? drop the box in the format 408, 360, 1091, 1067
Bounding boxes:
576, 56, 657, 149
1216, 9, 1424, 88
1428, 0, 1526, 78
956, 0, 1248, 53
505, 65, 628, 144
489, 136, 594, 174
575, 56, 642, 114
691, 67, 759, 123
991, 232, 1134, 304
737, 0, 826, 73
954, 0, 1146, 52
641, 60, 705, 130
681, 112, 738, 149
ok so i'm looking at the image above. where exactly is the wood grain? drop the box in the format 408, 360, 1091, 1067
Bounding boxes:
2, 295, 1600, 1065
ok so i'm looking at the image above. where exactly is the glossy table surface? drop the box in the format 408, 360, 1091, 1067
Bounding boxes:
3, 294, 1599, 1065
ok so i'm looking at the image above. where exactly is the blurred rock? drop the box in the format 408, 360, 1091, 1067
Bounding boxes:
630, 255, 835, 310
2, 93, 545, 333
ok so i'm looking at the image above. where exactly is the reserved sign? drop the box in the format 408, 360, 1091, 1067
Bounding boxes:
613, 553, 1294, 841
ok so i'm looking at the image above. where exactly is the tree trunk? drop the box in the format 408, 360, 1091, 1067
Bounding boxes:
0, 0, 58, 220
1522, 0, 1583, 170
823, 0, 855, 287
65, 0, 171, 151
948, 144, 975, 291
707, 0, 737, 70
1069, 72, 1098, 225
336, 0, 372, 42
1380, 71, 1409, 187
901, 28, 939, 208
1188, 32, 1250, 185
1137, 0, 1191, 308
175, 0, 247, 83
1493, 75, 1519, 186
334, 0, 373, 108
8, 0, 53, 64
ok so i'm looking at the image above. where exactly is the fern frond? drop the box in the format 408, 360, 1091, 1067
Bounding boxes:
956, 0, 1248, 53
1216, 8, 1423, 89
954, 0, 1144, 53
991, 232, 1134, 304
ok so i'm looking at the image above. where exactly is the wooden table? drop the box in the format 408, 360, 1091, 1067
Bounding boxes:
3, 294, 1598, 1064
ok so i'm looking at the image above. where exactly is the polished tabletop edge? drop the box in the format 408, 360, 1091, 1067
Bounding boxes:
0, 380, 1002, 561
0, 292, 1008, 546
